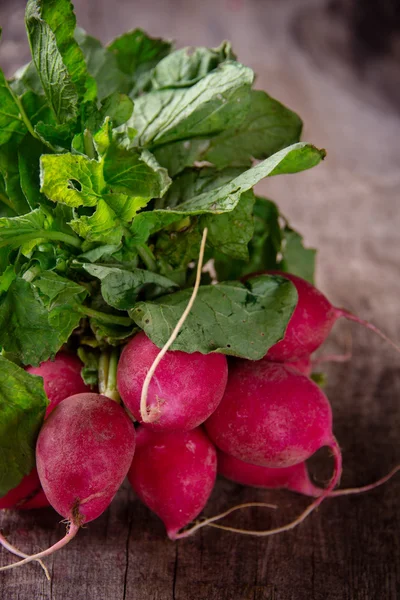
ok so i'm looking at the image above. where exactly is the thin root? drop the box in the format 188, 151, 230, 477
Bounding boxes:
0, 521, 79, 573
140, 228, 208, 423
175, 438, 342, 539
0, 531, 50, 580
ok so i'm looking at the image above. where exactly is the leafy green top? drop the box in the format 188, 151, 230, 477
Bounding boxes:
0, 0, 323, 496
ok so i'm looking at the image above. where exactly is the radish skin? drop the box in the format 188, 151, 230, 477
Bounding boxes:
117, 332, 227, 432
128, 427, 217, 539
206, 361, 335, 468
26, 352, 92, 417
0, 393, 136, 572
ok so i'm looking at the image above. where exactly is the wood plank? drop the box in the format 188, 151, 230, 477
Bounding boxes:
0, 0, 399, 598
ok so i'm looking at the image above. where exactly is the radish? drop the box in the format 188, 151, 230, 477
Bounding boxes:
217, 450, 322, 496
205, 361, 339, 469
1, 352, 92, 513
244, 271, 399, 361
218, 450, 399, 498
0, 469, 50, 510
26, 352, 92, 417
117, 331, 228, 431
0, 393, 136, 571
128, 427, 217, 540
181, 361, 343, 539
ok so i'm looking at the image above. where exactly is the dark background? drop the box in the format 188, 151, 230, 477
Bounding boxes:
0, 1, 399, 599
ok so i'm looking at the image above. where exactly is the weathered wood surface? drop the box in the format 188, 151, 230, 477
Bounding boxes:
0, 1, 399, 598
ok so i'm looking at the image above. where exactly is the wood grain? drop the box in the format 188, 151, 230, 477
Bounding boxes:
0, 1, 399, 598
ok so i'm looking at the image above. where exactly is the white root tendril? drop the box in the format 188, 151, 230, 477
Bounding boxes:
0, 521, 79, 574
140, 228, 208, 424
174, 438, 342, 539
0, 532, 50, 580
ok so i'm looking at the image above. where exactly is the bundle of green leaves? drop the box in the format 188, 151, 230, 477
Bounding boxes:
0, 0, 325, 495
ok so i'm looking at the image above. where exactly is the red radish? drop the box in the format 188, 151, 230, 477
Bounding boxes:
19, 489, 50, 511
217, 450, 322, 497
0, 469, 50, 510
0, 393, 136, 572
128, 427, 217, 539
1, 352, 92, 512
206, 361, 339, 469
117, 331, 228, 431
218, 450, 399, 501
26, 351, 92, 417
244, 271, 399, 361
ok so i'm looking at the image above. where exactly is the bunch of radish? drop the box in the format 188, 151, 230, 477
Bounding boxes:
1, 262, 398, 577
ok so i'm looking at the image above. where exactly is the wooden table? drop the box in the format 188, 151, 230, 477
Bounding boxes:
1, 1, 399, 598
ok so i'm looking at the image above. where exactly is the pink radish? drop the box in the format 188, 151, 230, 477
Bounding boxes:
217, 449, 322, 496
26, 351, 92, 417
205, 360, 339, 469
128, 427, 217, 539
218, 449, 399, 500
117, 331, 228, 431
1, 352, 93, 512
244, 271, 399, 361
0, 469, 50, 510
0, 393, 136, 572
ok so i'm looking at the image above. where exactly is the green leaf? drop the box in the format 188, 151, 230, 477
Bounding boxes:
25, 0, 95, 124
18, 136, 49, 209
108, 29, 172, 96
159, 167, 255, 260
153, 139, 209, 178
95, 92, 133, 128
129, 142, 324, 250
280, 227, 316, 284
204, 90, 303, 168
0, 277, 80, 365
0, 206, 80, 255
81, 264, 178, 310
0, 70, 27, 145
10, 61, 44, 97
0, 356, 48, 496
21, 90, 53, 127
77, 346, 98, 386
33, 271, 87, 310
75, 28, 126, 101
150, 42, 234, 89
129, 62, 254, 147
214, 195, 283, 280
40, 140, 171, 244
103, 147, 171, 198
130, 274, 298, 359
202, 190, 255, 260
41, 153, 105, 208
0, 143, 30, 215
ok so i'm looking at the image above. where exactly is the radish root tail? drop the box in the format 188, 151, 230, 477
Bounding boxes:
175, 438, 342, 539
336, 308, 400, 354
140, 228, 208, 424
0, 521, 79, 573
0, 531, 50, 580
331, 465, 400, 497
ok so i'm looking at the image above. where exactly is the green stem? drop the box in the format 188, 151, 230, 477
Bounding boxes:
0, 192, 17, 214
83, 130, 96, 160
8, 84, 39, 141
98, 349, 121, 403
105, 348, 120, 403
0, 230, 82, 250
137, 244, 157, 271
22, 264, 41, 283
98, 351, 109, 396
77, 306, 132, 327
